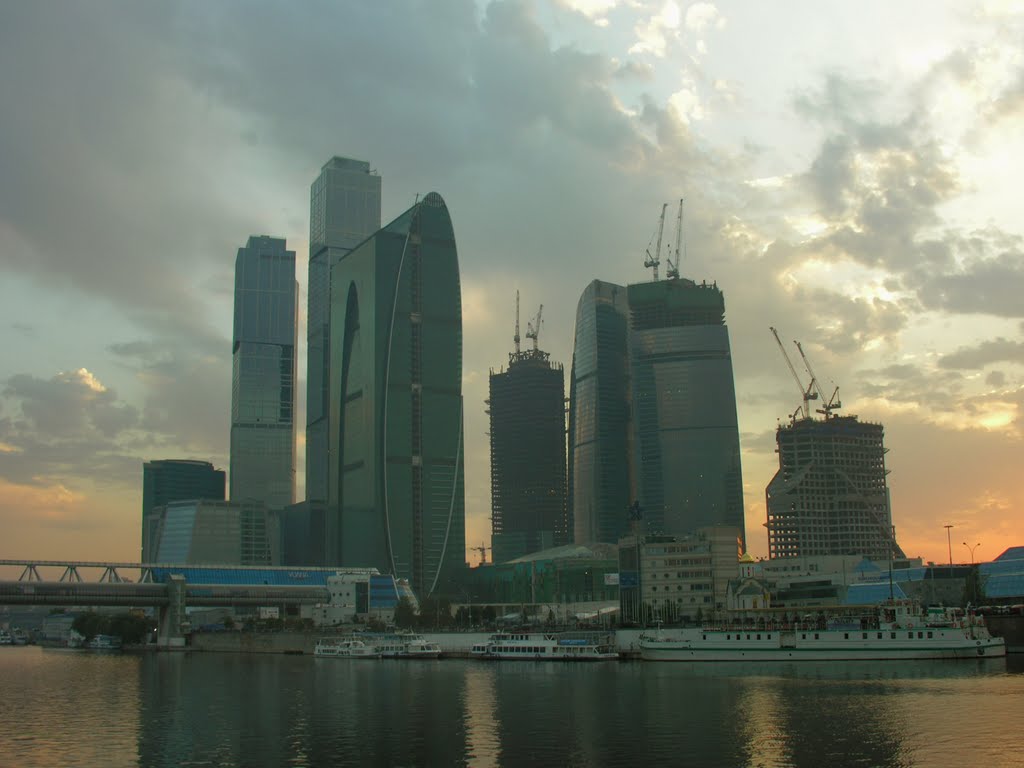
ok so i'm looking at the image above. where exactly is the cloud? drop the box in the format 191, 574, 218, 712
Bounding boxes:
939, 337, 1024, 369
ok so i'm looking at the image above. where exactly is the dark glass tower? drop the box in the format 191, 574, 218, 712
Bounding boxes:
627, 278, 745, 543
327, 192, 465, 598
141, 459, 225, 562
306, 157, 381, 504
568, 280, 632, 544
488, 344, 568, 563
230, 235, 297, 510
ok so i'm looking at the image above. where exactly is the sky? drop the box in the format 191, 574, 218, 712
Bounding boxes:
1, 0, 1022, 568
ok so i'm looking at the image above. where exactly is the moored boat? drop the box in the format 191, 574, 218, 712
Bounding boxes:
314, 638, 381, 659
471, 631, 618, 660
639, 602, 1006, 662
366, 632, 443, 659
0, 629, 12, 646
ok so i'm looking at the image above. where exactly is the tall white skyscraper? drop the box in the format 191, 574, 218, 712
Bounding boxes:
305, 157, 382, 503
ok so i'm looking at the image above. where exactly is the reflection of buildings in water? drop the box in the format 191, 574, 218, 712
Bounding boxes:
462, 664, 501, 768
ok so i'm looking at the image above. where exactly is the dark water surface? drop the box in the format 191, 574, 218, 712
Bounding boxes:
1, 646, 1022, 767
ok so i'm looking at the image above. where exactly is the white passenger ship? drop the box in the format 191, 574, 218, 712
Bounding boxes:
313, 638, 380, 659
639, 603, 1006, 662
471, 632, 618, 660
370, 633, 443, 659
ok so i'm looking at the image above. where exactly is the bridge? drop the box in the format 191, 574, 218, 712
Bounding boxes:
0, 560, 337, 647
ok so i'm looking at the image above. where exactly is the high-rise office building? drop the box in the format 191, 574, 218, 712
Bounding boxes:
151, 499, 274, 565
567, 280, 633, 545
327, 192, 465, 597
627, 278, 745, 543
230, 235, 297, 510
488, 338, 569, 563
568, 276, 745, 546
765, 415, 905, 561
306, 157, 382, 504
141, 459, 225, 562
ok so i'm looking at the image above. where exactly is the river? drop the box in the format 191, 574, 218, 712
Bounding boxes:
1, 646, 1022, 767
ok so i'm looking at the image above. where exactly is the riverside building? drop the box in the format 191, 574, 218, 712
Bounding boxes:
327, 192, 465, 598
306, 157, 382, 505
488, 327, 569, 563
230, 235, 298, 511
765, 414, 905, 562
141, 459, 225, 563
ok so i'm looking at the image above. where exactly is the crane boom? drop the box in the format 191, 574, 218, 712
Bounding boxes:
770, 326, 817, 420
514, 290, 520, 354
643, 203, 667, 280
525, 304, 543, 351
794, 341, 841, 418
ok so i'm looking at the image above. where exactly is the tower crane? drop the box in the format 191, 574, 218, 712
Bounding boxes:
513, 290, 521, 354
770, 326, 817, 421
643, 203, 668, 281
525, 304, 543, 351
471, 543, 492, 566
794, 341, 841, 419
665, 198, 683, 280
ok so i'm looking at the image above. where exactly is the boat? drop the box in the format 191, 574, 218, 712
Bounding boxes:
86, 634, 123, 651
367, 633, 443, 659
313, 637, 381, 659
639, 602, 1007, 662
0, 629, 12, 646
470, 631, 619, 660
11, 628, 29, 646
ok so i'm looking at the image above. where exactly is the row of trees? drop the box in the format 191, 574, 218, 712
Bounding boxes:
71, 611, 156, 644
392, 597, 502, 629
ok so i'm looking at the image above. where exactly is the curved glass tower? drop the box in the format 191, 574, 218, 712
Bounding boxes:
327, 192, 465, 597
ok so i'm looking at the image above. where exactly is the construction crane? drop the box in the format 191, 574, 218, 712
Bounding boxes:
794, 340, 841, 419
643, 203, 668, 280
770, 326, 817, 420
525, 304, 543, 351
665, 198, 683, 280
513, 290, 521, 354
471, 544, 492, 566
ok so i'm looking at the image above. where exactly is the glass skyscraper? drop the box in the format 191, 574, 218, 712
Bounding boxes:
141, 459, 225, 562
627, 279, 744, 543
306, 157, 382, 504
568, 276, 745, 546
230, 235, 297, 510
327, 192, 465, 598
568, 280, 633, 545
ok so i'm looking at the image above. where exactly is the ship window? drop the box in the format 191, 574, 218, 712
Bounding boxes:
703, 635, 706, 640
801, 634, 806, 640
757, 634, 761, 640
908, 632, 913, 639
927, 631, 933, 638
890, 632, 896, 639
726, 634, 731, 640
844, 633, 849, 640
746, 634, 750, 640
814, 633, 819, 640
768, 634, 772, 639
918, 632, 923, 639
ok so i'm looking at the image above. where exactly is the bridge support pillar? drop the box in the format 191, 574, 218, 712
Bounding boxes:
157, 574, 188, 648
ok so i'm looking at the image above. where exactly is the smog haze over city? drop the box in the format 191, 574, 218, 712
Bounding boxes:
2, 0, 1023, 566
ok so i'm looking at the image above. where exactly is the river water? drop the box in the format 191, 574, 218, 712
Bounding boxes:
1, 646, 1022, 767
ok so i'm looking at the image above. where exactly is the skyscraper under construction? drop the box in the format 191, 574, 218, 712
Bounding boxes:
765, 414, 905, 562
488, 298, 569, 563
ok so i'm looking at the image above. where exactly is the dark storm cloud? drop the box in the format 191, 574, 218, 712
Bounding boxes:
938, 338, 1024, 370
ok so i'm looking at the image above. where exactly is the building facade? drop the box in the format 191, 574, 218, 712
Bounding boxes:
765, 415, 904, 562
327, 191, 465, 598
567, 280, 632, 545
306, 157, 382, 504
151, 499, 276, 565
230, 235, 297, 510
627, 279, 745, 543
141, 459, 225, 562
489, 347, 568, 563
618, 526, 743, 624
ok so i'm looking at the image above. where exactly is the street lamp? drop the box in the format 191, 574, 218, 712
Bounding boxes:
943, 524, 954, 566
962, 542, 981, 565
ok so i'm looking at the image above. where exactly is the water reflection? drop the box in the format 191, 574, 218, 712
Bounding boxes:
2, 648, 1023, 767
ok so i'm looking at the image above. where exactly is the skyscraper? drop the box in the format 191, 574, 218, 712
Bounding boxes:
306, 157, 382, 504
141, 459, 225, 562
568, 276, 745, 546
488, 330, 569, 563
568, 280, 633, 545
627, 278, 745, 543
230, 235, 297, 510
327, 192, 465, 597
765, 414, 905, 561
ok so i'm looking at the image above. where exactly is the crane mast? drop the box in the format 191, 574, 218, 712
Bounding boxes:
644, 203, 667, 280
525, 304, 543, 352
666, 198, 683, 279
514, 290, 520, 354
770, 326, 817, 421
794, 341, 841, 418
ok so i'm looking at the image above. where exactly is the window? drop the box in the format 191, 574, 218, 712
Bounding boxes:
862, 633, 868, 640
814, 633, 819, 640
877, 632, 882, 639
890, 632, 896, 639
927, 631, 933, 639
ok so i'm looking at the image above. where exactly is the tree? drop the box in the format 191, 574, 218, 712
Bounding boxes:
963, 565, 987, 607
394, 597, 416, 629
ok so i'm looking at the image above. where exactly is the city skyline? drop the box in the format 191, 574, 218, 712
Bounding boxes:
2, 2, 1023, 566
